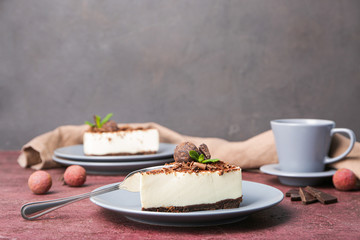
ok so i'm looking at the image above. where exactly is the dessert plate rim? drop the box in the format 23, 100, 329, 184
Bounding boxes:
54, 143, 176, 162
90, 180, 284, 227
52, 155, 173, 175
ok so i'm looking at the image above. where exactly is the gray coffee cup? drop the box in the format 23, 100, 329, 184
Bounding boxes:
271, 119, 356, 173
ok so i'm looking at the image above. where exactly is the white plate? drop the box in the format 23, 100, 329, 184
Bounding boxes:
90, 180, 284, 227
260, 163, 336, 186
54, 143, 176, 162
52, 155, 173, 175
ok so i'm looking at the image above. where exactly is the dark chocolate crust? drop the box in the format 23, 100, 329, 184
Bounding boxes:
85, 150, 157, 156
142, 197, 242, 212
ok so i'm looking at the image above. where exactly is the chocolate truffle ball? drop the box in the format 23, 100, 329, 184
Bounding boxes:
102, 120, 119, 132
174, 142, 200, 162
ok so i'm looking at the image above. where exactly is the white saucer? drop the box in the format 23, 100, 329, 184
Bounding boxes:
260, 163, 336, 186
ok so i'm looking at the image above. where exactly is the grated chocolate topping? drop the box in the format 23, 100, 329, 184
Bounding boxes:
145, 161, 240, 176
87, 124, 153, 133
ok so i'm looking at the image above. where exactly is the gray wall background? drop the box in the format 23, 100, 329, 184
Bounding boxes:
1, 0, 360, 150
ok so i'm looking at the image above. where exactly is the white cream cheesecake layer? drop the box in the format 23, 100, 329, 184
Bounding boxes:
83, 128, 159, 155
140, 169, 242, 209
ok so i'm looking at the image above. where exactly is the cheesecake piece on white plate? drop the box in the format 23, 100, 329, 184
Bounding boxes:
140, 162, 242, 212
139, 142, 242, 212
83, 128, 159, 156
83, 113, 159, 156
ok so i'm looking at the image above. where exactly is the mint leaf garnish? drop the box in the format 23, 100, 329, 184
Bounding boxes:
188, 150, 219, 164
202, 159, 220, 164
85, 121, 95, 127
86, 113, 114, 129
189, 150, 200, 161
101, 113, 113, 126
95, 115, 101, 128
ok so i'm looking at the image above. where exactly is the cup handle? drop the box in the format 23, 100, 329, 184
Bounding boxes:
324, 128, 356, 164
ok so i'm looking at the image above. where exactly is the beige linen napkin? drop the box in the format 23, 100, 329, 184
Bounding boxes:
17, 123, 360, 178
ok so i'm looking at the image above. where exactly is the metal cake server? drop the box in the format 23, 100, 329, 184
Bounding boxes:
21, 165, 168, 220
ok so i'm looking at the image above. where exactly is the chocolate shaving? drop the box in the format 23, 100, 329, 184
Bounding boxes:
146, 161, 240, 175
171, 163, 182, 171
88, 124, 152, 133
191, 162, 207, 170
206, 164, 217, 170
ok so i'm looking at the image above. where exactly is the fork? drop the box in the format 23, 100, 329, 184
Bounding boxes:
21, 165, 169, 220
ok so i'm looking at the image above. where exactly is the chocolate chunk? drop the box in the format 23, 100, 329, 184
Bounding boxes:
286, 189, 299, 197
173, 142, 200, 163
199, 143, 211, 159
290, 193, 301, 201
299, 188, 317, 204
304, 186, 338, 204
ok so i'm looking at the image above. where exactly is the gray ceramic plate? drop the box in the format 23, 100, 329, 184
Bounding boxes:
54, 143, 176, 162
90, 180, 284, 227
260, 163, 336, 186
52, 155, 173, 175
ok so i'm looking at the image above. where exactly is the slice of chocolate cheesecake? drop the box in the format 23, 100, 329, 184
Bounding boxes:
83, 114, 159, 156
140, 142, 242, 212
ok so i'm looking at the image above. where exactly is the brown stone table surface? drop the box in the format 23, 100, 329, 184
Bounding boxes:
1, 151, 359, 239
